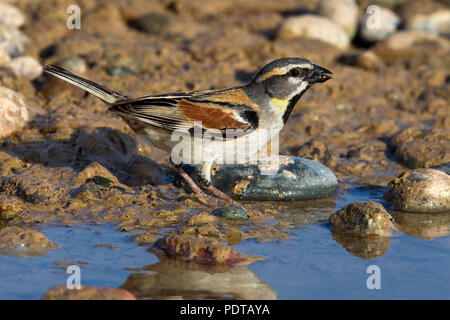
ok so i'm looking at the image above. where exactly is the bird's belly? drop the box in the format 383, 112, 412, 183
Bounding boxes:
201, 127, 281, 164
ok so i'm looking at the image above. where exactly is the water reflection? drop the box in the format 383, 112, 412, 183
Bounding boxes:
331, 230, 391, 259
391, 211, 450, 240
120, 257, 276, 300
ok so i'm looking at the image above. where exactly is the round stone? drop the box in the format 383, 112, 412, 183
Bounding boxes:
213, 206, 249, 221
329, 201, 393, 237
384, 169, 450, 213
277, 15, 350, 49
205, 156, 337, 201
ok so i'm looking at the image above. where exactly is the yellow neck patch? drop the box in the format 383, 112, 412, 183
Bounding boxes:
271, 97, 289, 111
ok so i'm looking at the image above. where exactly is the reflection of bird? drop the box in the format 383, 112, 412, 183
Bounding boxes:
44, 58, 332, 206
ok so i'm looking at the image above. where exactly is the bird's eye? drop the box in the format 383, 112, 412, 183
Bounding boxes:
289, 68, 302, 77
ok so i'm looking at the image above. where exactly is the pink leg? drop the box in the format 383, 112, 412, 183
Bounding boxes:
205, 184, 244, 209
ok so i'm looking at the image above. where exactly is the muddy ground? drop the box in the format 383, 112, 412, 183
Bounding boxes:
0, 0, 449, 295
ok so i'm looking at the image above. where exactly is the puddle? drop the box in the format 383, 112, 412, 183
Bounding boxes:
1, 187, 447, 300
0, 224, 157, 299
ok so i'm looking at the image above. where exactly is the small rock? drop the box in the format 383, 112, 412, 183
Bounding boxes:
75, 127, 137, 169
151, 234, 257, 265
188, 212, 218, 226
398, 0, 450, 36
126, 156, 165, 185
0, 227, 57, 256
60, 56, 87, 74
318, 0, 358, 38
42, 285, 136, 300
0, 25, 31, 57
393, 129, 450, 169
295, 138, 332, 166
72, 162, 133, 195
0, 2, 25, 27
191, 156, 337, 201
6, 56, 43, 80
359, 7, 401, 42
128, 12, 172, 36
105, 55, 142, 76
0, 86, 31, 138
384, 169, 450, 213
213, 206, 249, 221
0, 195, 26, 220
378, 31, 450, 52
277, 15, 350, 50
329, 201, 393, 237
355, 50, 384, 71
0, 150, 23, 175
225, 228, 243, 246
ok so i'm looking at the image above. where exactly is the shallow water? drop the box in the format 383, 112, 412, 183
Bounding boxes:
0, 187, 448, 300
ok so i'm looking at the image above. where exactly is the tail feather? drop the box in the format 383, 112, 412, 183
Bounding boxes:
43, 65, 127, 104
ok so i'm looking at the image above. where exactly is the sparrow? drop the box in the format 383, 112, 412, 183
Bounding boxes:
43, 58, 332, 206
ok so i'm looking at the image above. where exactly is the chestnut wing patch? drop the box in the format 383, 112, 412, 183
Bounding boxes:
178, 100, 251, 130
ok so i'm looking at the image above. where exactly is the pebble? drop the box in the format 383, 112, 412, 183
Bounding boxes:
355, 50, 384, 71
384, 169, 450, 213
318, 0, 358, 38
126, 156, 165, 185
188, 212, 218, 226
194, 156, 337, 201
6, 56, 43, 80
42, 285, 136, 300
0, 25, 31, 57
0, 86, 31, 138
277, 15, 350, 50
329, 201, 393, 237
151, 233, 256, 265
0, 2, 25, 27
0, 195, 26, 220
128, 12, 172, 36
378, 30, 450, 52
105, 55, 142, 76
0, 226, 57, 256
60, 56, 87, 74
75, 127, 137, 169
393, 128, 450, 169
359, 7, 401, 42
398, 0, 450, 36
213, 206, 249, 221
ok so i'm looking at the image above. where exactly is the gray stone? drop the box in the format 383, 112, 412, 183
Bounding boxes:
189, 156, 337, 201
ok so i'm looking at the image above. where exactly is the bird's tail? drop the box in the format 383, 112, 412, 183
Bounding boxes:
43, 65, 127, 104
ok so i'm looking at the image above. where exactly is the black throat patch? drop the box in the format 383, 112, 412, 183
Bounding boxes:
282, 90, 307, 124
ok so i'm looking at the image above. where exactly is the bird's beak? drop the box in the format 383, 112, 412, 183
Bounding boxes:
307, 64, 333, 84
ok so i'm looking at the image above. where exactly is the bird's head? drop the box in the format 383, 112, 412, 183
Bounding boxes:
249, 58, 332, 122
252, 57, 332, 101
